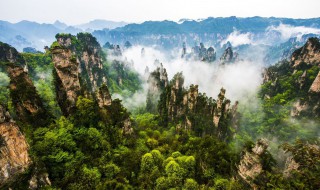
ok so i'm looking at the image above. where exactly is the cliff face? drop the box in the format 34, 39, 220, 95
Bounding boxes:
146, 64, 168, 113
262, 37, 320, 117
291, 37, 320, 68
0, 105, 30, 187
96, 84, 112, 108
51, 33, 133, 133
51, 33, 107, 116
51, 36, 81, 116
77, 33, 107, 92
0, 42, 24, 65
238, 139, 268, 189
220, 47, 234, 64
157, 71, 238, 140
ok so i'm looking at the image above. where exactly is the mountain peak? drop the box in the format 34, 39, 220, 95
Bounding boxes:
291, 37, 320, 67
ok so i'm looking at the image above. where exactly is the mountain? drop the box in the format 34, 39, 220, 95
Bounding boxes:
53, 20, 68, 30
92, 17, 320, 60
0, 20, 82, 51
75, 19, 128, 31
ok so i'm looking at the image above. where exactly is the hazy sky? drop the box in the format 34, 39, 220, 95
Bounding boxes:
0, 0, 319, 25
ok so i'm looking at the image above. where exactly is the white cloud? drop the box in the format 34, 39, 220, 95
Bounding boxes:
221, 31, 254, 47
121, 46, 263, 105
267, 23, 320, 41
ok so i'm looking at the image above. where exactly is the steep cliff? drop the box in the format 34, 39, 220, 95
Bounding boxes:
77, 33, 107, 92
0, 42, 50, 126
0, 105, 30, 187
291, 37, 320, 68
51, 34, 81, 116
238, 139, 269, 189
51, 33, 133, 133
262, 37, 320, 118
220, 47, 234, 64
51, 33, 108, 116
96, 84, 112, 108
157, 71, 238, 140
146, 63, 168, 113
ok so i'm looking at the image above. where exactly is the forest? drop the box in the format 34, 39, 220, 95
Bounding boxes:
0, 32, 319, 190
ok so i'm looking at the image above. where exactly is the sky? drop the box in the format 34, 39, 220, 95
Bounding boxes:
0, 0, 320, 25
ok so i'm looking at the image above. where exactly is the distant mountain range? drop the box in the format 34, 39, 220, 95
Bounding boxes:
0, 19, 128, 51
1, 17, 320, 57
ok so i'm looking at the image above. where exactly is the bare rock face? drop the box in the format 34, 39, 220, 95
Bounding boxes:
213, 88, 226, 127
146, 64, 168, 113
0, 105, 30, 187
96, 84, 112, 108
122, 118, 133, 135
206, 47, 216, 62
291, 99, 309, 117
157, 71, 239, 139
0, 42, 24, 65
220, 47, 234, 64
77, 33, 107, 92
283, 156, 300, 177
52, 33, 109, 116
51, 36, 81, 116
291, 37, 320, 68
309, 71, 320, 93
28, 171, 51, 190
238, 139, 268, 189
168, 72, 184, 121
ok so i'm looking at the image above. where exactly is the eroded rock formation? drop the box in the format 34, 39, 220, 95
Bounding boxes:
0, 105, 30, 187
146, 63, 168, 113
262, 37, 320, 117
238, 139, 269, 189
291, 37, 320, 68
51, 35, 81, 116
96, 84, 112, 108
77, 33, 107, 92
157, 71, 239, 139
0, 43, 50, 126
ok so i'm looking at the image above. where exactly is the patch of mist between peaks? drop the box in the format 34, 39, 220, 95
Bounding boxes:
36, 71, 53, 81
221, 30, 255, 47
122, 46, 264, 103
0, 72, 10, 87
112, 82, 149, 111
266, 23, 320, 42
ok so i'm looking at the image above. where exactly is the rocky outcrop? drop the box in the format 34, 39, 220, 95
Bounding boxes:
52, 33, 108, 116
183, 43, 216, 62
146, 64, 168, 113
238, 139, 268, 189
220, 47, 234, 64
0, 43, 50, 126
51, 35, 81, 116
291, 37, 320, 68
0, 105, 30, 187
283, 156, 299, 177
51, 34, 133, 134
77, 33, 107, 92
263, 38, 320, 117
309, 71, 320, 93
0, 42, 24, 65
157, 71, 238, 139
96, 84, 112, 108
28, 171, 51, 189
206, 47, 216, 62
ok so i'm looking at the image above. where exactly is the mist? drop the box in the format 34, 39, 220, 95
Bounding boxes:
267, 23, 320, 41
111, 45, 264, 113
221, 31, 254, 47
